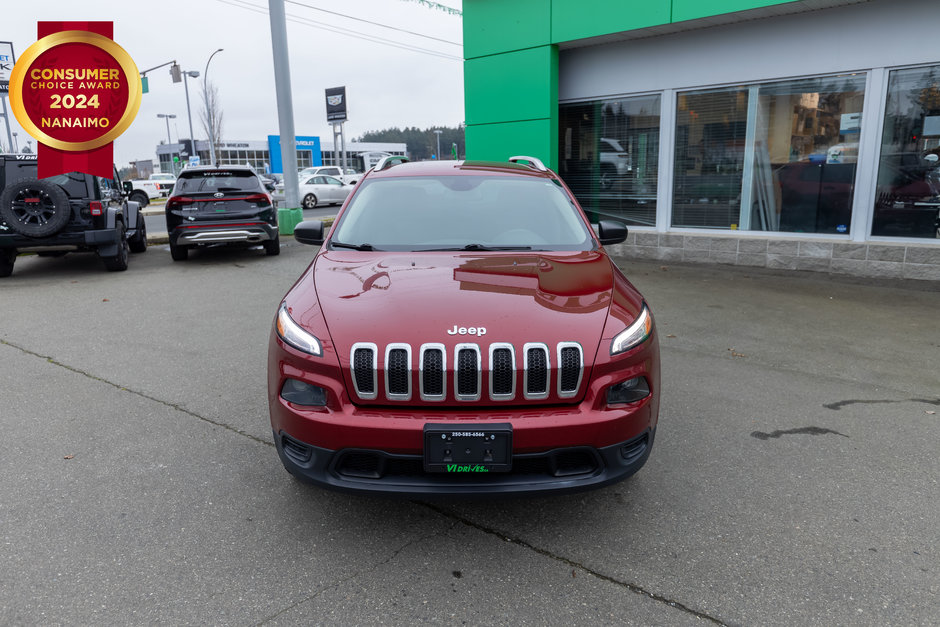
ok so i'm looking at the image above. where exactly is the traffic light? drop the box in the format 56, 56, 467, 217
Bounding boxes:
170, 63, 181, 83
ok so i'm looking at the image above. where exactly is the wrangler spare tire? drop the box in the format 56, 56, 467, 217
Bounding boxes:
0, 178, 72, 238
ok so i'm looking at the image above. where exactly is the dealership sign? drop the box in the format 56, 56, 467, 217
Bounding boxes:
8, 22, 142, 178
0, 41, 14, 92
325, 86, 347, 123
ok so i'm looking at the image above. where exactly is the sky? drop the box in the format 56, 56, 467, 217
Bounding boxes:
2, 0, 464, 167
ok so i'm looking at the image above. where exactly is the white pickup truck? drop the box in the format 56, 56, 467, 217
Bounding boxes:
126, 173, 176, 207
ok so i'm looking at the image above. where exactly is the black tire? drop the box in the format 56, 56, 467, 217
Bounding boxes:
302, 193, 318, 209
0, 178, 72, 238
128, 213, 147, 253
102, 221, 129, 272
264, 234, 280, 256
130, 191, 150, 207
170, 242, 188, 261
599, 165, 616, 191
0, 249, 15, 278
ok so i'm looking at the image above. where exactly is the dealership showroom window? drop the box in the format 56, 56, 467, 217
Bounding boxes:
561, 63, 940, 241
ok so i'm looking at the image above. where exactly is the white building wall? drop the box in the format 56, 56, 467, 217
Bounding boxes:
559, 0, 940, 101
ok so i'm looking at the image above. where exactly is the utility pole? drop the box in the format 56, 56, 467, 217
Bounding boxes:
269, 0, 300, 213
181, 69, 200, 165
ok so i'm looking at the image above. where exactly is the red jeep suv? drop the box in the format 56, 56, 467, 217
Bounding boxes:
267, 156, 660, 496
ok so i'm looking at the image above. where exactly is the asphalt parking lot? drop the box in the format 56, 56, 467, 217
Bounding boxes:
1, 240, 938, 625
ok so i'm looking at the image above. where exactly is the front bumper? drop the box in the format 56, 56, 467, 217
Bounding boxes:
274, 428, 654, 497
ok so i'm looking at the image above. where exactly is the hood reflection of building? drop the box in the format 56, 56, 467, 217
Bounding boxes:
453, 252, 611, 314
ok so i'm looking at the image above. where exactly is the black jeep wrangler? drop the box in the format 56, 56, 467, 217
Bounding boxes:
0, 154, 147, 277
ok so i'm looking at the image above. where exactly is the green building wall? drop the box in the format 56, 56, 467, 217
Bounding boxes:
462, 0, 799, 169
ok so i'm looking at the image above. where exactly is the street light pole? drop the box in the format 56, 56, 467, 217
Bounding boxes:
182, 69, 200, 165
157, 113, 178, 173
157, 113, 176, 145
12, 132, 18, 153
434, 129, 442, 160
203, 48, 223, 165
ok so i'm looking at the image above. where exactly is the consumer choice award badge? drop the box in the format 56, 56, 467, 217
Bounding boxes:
8, 22, 141, 178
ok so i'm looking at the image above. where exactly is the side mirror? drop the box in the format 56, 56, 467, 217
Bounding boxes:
122, 181, 133, 194
597, 220, 628, 245
293, 220, 325, 245
924, 153, 939, 163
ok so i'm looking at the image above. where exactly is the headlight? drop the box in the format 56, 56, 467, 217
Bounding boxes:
276, 303, 322, 356
610, 305, 652, 355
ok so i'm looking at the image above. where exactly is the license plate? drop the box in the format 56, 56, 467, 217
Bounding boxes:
423, 423, 512, 473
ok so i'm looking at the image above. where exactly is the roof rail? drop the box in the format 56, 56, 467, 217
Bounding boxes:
373, 155, 410, 172
508, 155, 548, 172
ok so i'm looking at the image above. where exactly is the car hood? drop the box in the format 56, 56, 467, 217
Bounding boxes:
294, 249, 622, 359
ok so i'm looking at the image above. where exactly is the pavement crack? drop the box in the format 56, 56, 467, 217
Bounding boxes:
0, 338, 272, 448
255, 522, 457, 625
420, 502, 727, 625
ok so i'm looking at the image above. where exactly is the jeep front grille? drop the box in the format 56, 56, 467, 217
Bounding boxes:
349, 341, 583, 403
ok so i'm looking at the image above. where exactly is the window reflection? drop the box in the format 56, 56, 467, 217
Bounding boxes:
673, 88, 748, 228
559, 95, 660, 226
872, 65, 940, 239
673, 76, 865, 234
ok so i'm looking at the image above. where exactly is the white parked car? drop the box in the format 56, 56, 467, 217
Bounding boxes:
298, 166, 360, 186
275, 175, 353, 209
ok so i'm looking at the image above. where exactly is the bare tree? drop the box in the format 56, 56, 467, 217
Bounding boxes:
200, 81, 224, 164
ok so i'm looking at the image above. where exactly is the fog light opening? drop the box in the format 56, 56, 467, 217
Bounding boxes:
280, 378, 327, 406
606, 376, 650, 405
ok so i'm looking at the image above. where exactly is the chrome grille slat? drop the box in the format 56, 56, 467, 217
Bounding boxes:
350, 342, 378, 400
489, 343, 516, 401
523, 343, 550, 400
557, 342, 583, 398
419, 343, 446, 402
454, 343, 482, 401
384, 343, 412, 401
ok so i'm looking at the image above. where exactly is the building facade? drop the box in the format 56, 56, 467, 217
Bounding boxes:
463, 0, 940, 280
155, 138, 406, 176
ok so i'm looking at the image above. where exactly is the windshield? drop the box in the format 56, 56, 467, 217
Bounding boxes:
173, 170, 263, 194
331, 176, 594, 251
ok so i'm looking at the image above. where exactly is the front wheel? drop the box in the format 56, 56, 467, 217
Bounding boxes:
129, 191, 150, 207
302, 193, 318, 209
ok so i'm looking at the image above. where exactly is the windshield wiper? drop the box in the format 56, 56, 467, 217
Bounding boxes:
414, 244, 533, 252
330, 241, 376, 251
